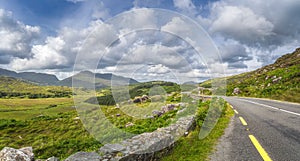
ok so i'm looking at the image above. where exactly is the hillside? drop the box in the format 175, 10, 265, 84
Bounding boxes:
0, 68, 139, 88
0, 68, 59, 85
0, 76, 72, 98
200, 48, 300, 103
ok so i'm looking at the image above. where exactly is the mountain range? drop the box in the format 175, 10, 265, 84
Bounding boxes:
0, 69, 138, 88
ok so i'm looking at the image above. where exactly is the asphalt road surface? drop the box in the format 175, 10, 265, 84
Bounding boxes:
210, 97, 300, 161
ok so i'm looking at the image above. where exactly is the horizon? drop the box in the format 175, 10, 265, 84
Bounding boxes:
0, 0, 299, 82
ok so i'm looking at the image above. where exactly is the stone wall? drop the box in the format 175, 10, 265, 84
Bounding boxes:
66, 115, 196, 161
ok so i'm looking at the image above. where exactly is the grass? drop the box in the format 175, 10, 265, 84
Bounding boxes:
0, 98, 74, 120
0, 90, 196, 159
161, 99, 234, 161
0, 111, 102, 160
0, 76, 72, 98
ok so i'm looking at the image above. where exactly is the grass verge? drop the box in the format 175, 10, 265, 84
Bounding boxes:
161, 99, 234, 161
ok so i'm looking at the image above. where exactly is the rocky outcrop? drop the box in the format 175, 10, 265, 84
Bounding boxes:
0, 147, 33, 161
0, 147, 60, 161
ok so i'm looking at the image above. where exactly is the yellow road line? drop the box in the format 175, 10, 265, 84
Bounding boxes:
234, 110, 239, 114
239, 117, 248, 126
230, 105, 234, 109
249, 135, 273, 161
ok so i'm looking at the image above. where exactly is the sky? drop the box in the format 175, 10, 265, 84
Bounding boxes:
0, 0, 299, 83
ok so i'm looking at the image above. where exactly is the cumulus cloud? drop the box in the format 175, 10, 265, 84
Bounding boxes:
219, 42, 252, 69
3, 1, 299, 82
194, 0, 300, 68
147, 64, 170, 74
11, 37, 67, 70
0, 9, 40, 60
173, 0, 197, 16
209, 5, 274, 45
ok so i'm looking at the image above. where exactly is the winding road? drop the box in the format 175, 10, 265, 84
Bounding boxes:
210, 97, 300, 161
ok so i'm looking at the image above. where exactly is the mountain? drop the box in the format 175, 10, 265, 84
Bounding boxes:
0, 68, 139, 88
200, 48, 300, 103
58, 71, 139, 89
0, 68, 59, 85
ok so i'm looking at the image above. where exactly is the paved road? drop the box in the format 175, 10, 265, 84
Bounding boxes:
210, 97, 300, 161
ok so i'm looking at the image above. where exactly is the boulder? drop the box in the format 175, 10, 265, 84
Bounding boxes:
133, 98, 142, 103
19, 147, 34, 161
152, 110, 163, 117
272, 77, 282, 83
0, 147, 32, 161
232, 87, 242, 95
125, 122, 134, 128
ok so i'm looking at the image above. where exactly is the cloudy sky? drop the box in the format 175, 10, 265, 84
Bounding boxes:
0, 0, 299, 83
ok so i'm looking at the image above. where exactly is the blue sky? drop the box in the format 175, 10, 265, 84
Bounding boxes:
0, 0, 299, 82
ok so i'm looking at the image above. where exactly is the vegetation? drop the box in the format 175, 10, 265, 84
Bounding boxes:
200, 48, 300, 103
0, 98, 74, 120
0, 112, 102, 160
162, 98, 234, 161
0, 80, 197, 159
0, 76, 72, 99
0, 77, 235, 160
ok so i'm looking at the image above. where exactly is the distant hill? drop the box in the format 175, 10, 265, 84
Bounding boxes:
200, 48, 300, 103
0, 76, 72, 98
58, 71, 139, 89
0, 68, 139, 88
0, 68, 59, 85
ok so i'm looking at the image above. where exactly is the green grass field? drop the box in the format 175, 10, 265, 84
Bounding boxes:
0, 91, 199, 159
0, 98, 74, 120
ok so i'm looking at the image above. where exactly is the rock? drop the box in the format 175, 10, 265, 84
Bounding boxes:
46, 156, 59, 161
265, 76, 269, 80
125, 122, 134, 128
0, 147, 31, 161
100, 144, 126, 154
65, 152, 102, 161
152, 110, 163, 117
232, 87, 242, 95
297, 53, 300, 58
73, 117, 80, 120
272, 77, 282, 83
19, 147, 34, 161
161, 104, 176, 113
141, 95, 149, 101
133, 98, 142, 103
271, 75, 277, 79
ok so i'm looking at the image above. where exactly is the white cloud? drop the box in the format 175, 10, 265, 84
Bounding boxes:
210, 5, 274, 44
10, 37, 67, 70
147, 64, 170, 74
173, 0, 197, 16
10, 19, 118, 71
0, 9, 40, 58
